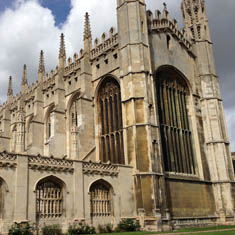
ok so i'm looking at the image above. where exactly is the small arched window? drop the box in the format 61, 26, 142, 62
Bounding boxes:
46, 106, 54, 140
70, 96, 79, 128
90, 180, 113, 217
11, 125, 17, 152
26, 115, 33, 147
156, 68, 196, 175
36, 178, 63, 219
97, 78, 124, 164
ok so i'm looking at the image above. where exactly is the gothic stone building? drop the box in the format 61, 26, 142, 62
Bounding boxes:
0, 0, 234, 233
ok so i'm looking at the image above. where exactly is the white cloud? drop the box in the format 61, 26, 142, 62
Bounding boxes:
0, 0, 234, 151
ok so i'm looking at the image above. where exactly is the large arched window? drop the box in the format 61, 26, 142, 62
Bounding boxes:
97, 78, 124, 164
156, 68, 196, 175
36, 178, 63, 219
90, 180, 113, 217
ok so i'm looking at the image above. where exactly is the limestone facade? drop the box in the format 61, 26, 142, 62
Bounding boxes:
0, 0, 234, 233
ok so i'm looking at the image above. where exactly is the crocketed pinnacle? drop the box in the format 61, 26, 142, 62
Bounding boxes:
59, 33, 66, 59
38, 50, 45, 74
22, 64, 28, 86
182, 0, 205, 11
84, 12, 92, 41
8, 76, 13, 97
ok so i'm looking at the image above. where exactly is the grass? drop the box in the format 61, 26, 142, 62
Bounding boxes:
98, 232, 156, 235
96, 225, 235, 235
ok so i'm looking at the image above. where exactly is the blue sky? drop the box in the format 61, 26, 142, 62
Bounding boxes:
0, 0, 71, 26
40, 0, 71, 26
0, 0, 14, 12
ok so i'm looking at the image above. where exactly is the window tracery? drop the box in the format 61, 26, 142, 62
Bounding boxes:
90, 181, 112, 217
36, 179, 63, 218
156, 69, 196, 175
98, 78, 124, 164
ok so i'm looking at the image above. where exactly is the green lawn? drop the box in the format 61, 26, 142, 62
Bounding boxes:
98, 232, 156, 235
97, 225, 235, 235
187, 231, 235, 235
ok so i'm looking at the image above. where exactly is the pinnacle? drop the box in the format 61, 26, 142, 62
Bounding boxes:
38, 50, 45, 74
22, 64, 28, 86
8, 76, 13, 97
84, 12, 92, 41
59, 33, 66, 59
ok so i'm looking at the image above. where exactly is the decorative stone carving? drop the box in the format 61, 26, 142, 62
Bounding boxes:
82, 161, 119, 176
28, 155, 74, 173
0, 151, 17, 168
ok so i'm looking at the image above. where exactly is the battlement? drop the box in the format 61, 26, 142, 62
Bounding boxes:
90, 27, 118, 60
147, 9, 193, 52
64, 52, 81, 77
42, 69, 57, 92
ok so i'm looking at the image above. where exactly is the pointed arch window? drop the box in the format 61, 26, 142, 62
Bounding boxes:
156, 69, 196, 175
98, 78, 124, 164
11, 125, 17, 152
36, 179, 63, 219
70, 96, 79, 128
90, 180, 113, 217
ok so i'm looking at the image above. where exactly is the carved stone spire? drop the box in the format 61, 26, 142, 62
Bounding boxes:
84, 12, 92, 41
21, 64, 28, 93
181, 0, 210, 41
59, 33, 66, 59
38, 50, 45, 74
8, 76, 13, 97
58, 33, 66, 68
83, 12, 92, 53
22, 64, 27, 86
38, 50, 45, 82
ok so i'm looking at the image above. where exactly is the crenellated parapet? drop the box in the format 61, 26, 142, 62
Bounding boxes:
64, 53, 81, 78
42, 70, 57, 93
90, 27, 118, 61
147, 7, 193, 53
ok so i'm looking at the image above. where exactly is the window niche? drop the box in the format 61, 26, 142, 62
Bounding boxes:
97, 77, 124, 164
46, 106, 55, 141
156, 68, 196, 175
36, 178, 63, 219
90, 180, 113, 217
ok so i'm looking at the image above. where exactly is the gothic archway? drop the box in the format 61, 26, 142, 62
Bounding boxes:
97, 77, 124, 164
155, 66, 196, 174
35, 176, 64, 219
89, 179, 113, 218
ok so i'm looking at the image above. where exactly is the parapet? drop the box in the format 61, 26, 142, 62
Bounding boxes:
90, 27, 118, 61
64, 53, 81, 77
146, 9, 193, 52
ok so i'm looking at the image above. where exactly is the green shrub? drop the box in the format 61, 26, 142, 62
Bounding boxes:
41, 224, 62, 235
68, 222, 96, 234
115, 218, 140, 232
98, 224, 113, 233
8, 222, 34, 235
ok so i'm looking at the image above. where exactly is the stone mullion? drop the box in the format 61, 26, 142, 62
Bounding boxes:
174, 87, 182, 173
159, 84, 169, 171
177, 90, 186, 173
181, 91, 192, 174
169, 85, 178, 172
180, 89, 191, 174
162, 84, 171, 171
166, 85, 175, 172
